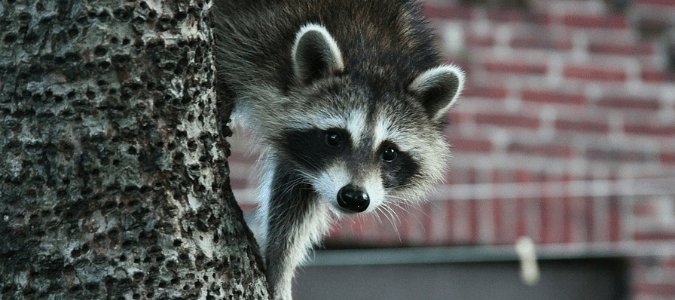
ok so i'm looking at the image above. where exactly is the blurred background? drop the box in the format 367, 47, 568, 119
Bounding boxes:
228, 0, 675, 299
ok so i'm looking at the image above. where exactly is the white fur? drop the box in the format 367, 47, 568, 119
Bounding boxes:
409, 64, 465, 120
275, 202, 332, 300
221, 6, 464, 300
307, 113, 346, 131
313, 163, 351, 209
291, 23, 344, 78
255, 153, 277, 248
257, 153, 335, 300
312, 162, 385, 214
256, 107, 451, 300
372, 117, 389, 153
346, 110, 367, 147
372, 108, 450, 201
362, 171, 385, 211
286, 110, 366, 147
248, 30, 463, 300
372, 114, 413, 152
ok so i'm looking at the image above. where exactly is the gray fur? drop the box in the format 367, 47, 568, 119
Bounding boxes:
292, 24, 345, 85
215, 0, 464, 299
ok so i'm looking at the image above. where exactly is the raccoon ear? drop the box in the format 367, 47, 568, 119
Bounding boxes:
291, 24, 345, 85
409, 65, 465, 121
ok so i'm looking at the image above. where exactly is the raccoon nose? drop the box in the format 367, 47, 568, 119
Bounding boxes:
337, 185, 369, 212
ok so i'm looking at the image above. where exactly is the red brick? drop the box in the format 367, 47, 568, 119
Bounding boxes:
492, 169, 509, 184
635, 283, 675, 296
521, 89, 586, 105
540, 201, 551, 244
466, 35, 495, 47
555, 119, 609, 133
624, 124, 675, 136
642, 69, 675, 82
469, 199, 479, 243
541, 196, 569, 244
446, 168, 480, 185
515, 169, 534, 183
229, 178, 249, 189
567, 196, 589, 243
635, 0, 675, 5
633, 202, 657, 217
462, 85, 508, 99
537, 13, 552, 24
635, 231, 675, 241
448, 60, 471, 73
609, 196, 621, 242
493, 197, 504, 243
507, 143, 575, 158
662, 152, 675, 164
586, 149, 652, 162
485, 8, 526, 22
445, 169, 457, 184
585, 196, 595, 242
484, 61, 548, 75
562, 194, 572, 244
421, 202, 435, 244
446, 110, 469, 124
422, 4, 473, 20
486, 11, 550, 24
446, 168, 477, 185
475, 113, 540, 129
563, 65, 627, 81
239, 203, 257, 213
492, 171, 505, 244
445, 200, 454, 241
467, 168, 478, 184
448, 137, 494, 153
589, 42, 654, 56
639, 19, 670, 37
228, 150, 258, 164
563, 14, 628, 29
510, 37, 572, 50
597, 97, 660, 110
516, 198, 526, 238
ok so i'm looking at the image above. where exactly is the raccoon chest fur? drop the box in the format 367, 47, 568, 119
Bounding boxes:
215, 0, 464, 299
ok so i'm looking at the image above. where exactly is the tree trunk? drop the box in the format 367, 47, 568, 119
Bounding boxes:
0, 0, 269, 299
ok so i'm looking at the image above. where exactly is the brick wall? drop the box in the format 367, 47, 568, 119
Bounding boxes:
227, 0, 675, 299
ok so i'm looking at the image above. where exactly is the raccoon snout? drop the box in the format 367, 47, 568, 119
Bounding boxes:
337, 184, 370, 213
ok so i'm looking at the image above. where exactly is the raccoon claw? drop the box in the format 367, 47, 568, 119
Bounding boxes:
337, 184, 370, 212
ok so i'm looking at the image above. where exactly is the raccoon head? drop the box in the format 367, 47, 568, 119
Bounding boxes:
275, 24, 464, 214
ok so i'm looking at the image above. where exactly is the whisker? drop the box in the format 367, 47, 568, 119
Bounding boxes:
381, 205, 402, 242
372, 207, 385, 225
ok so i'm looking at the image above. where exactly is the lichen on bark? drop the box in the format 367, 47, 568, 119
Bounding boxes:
0, 0, 269, 299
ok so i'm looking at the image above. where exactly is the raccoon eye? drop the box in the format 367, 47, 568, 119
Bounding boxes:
324, 130, 342, 147
382, 147, 398, 162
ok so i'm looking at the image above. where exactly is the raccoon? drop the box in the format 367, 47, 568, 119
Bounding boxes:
215, 0, 464, 299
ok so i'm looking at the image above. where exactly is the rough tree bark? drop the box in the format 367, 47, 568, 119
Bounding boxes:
0, 0, 269, 299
